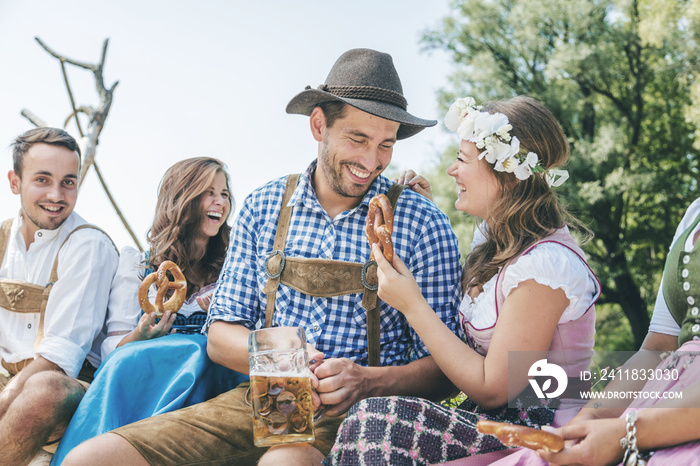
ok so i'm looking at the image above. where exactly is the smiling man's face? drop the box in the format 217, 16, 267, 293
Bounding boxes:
9, 142, 80, 242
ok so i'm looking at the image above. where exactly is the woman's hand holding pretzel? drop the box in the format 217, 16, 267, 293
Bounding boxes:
135, 310, 177, 339
370, 242, 427, 319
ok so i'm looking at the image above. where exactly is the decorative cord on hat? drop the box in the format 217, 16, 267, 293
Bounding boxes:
309, 84, 407, 110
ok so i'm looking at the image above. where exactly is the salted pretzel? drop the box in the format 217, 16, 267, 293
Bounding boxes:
138, 260, 187, 317
366, 193, 394, 262
476, 420, 564, 452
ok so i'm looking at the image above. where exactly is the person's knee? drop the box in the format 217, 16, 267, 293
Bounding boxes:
258, 443, 325, 466
63, 437, 97, 466
22, 370, 84, 416
64, 433, 149, 466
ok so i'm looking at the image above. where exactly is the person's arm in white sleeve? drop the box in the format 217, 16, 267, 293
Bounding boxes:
36, 229, 119, 377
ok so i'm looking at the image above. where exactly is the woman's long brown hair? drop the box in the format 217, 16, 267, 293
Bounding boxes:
462, 96, 591, 293
147, 157, 233, 297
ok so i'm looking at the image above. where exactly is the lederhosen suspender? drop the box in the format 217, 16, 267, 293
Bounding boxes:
0, 219, 117, 375
262, 175, 405, 367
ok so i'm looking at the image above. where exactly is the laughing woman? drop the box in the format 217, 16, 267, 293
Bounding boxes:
52, 157, 248, 464
325, 97, 601, 465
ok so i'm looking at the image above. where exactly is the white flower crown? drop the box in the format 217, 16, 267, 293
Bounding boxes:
444, 97, 569, 187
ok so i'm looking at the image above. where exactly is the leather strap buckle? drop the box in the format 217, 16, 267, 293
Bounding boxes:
265, 250, 286, 279
361, 260, 378, 291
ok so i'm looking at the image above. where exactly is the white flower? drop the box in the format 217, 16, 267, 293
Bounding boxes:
495, 154, 519, 173
490, 137, 519, 163
444, 97, 476, 131
514, 152, 539, 180
456, 111, 479, 140
496, 124, 512, 141
483, 147, 498, 164
514, 164, 531, 180
473, 112, 509, 140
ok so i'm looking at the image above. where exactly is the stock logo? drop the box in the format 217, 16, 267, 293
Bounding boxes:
528, 359, 567, 399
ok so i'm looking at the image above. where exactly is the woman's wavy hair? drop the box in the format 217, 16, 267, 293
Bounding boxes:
462, 96, 591, 293
147, 157, 233, 296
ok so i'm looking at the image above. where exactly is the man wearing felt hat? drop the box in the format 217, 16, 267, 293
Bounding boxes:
64, 48, 462, 466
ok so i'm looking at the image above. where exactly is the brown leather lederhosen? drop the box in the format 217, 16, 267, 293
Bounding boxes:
262, 174, 405, 367
0, 218, 116, 376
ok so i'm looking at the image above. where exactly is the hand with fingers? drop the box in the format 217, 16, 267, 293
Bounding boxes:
395, 169, 432, 201
135, 310, 177, 340
536, 418, 626, 466
370, 242, 427, 318
116, 309, 177, 348
305, 345, 330, 418
312, 357, 370, 417
196, 291, 213, 312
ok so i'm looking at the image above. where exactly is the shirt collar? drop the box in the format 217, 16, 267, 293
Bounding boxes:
13, 210, 75, 247
288, 160, 389, 215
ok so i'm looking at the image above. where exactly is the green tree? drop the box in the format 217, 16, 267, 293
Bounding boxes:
422, 0, 699, 349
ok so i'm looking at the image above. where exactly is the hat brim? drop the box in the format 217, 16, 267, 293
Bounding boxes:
286, 89, 436, 140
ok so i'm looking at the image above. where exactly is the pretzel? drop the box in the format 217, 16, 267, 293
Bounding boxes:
366, 193, 394, 262
138, 260, 187, 317
476, 420, 564, 452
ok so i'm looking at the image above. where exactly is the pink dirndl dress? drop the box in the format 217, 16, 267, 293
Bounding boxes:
325, 228, 600, 466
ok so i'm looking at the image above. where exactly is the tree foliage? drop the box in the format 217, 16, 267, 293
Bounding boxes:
422, 0, 700, 349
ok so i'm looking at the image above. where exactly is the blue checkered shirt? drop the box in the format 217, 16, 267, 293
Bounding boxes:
205, 161, 463, 366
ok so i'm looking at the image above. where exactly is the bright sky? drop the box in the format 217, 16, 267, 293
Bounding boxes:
0, 0, 454, 250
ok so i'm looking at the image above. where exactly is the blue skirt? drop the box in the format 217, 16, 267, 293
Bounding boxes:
51, 333, 248, 465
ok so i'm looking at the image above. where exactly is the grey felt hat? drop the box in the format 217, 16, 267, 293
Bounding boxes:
286, 48, 437, 140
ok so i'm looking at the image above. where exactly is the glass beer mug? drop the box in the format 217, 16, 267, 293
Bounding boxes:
249, 326, 315, 447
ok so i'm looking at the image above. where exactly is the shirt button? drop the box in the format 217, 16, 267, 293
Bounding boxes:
684, 282, 691, 291
683, 255, 691, 264
682, 269, 689, 278
693, 307, 699, 316
27, 323, 32, 329
312, 325, 319, 332
693, 324, 700, 333
37, 232, 42, 237
689, 296, 696, 305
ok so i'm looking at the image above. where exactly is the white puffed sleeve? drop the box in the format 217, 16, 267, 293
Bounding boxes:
649, 197, 700, 335
501, 243, 600, 323
100, 247, 146, 360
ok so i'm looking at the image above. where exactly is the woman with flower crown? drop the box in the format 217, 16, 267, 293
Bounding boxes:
324, 96, 601, 465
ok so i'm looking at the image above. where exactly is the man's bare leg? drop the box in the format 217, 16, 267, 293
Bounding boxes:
62, 433, 149, 466
258, 443, 326, 466
0, 371, 84, 465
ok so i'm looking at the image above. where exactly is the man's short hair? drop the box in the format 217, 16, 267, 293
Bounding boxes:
10, 127, 81, 178
318, 101, 347, 128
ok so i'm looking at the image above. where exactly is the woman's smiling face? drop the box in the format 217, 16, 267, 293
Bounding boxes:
198, 171, 230, 239
446, 140, 502, 220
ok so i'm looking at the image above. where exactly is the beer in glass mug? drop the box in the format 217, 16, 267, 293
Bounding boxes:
249, 327, 315, 447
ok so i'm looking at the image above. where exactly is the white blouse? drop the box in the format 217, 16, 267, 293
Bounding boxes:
649, 197, 700, 336
459, 223, 600, 331
101, 247, 213, 359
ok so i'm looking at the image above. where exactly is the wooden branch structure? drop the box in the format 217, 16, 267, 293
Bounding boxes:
20, 37, 144, 252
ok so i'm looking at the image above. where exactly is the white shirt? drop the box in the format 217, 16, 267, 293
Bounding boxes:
459, 223, 600, 330
0, 211, 119, 377
649, 197, 700, 336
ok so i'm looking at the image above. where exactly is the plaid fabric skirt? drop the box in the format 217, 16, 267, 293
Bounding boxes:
323, 396, 556, 466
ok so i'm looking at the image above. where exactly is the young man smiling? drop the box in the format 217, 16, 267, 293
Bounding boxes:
64, 48, 463, 466
0, 127, 118, 464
